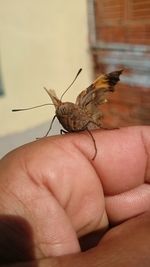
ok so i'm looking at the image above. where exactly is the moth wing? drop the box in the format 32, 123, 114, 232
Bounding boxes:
76, 70, 123, 108
88, 69, 123, 92
44, 87, 61, 108
76, 70, 123, 127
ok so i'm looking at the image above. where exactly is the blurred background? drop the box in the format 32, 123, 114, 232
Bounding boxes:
0, 0, 150, 157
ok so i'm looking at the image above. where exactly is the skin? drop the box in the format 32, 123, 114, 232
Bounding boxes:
0, 126, 150, 266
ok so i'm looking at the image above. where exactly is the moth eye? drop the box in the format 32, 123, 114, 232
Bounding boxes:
63, 107, 66, 113
60, 106, 67, 115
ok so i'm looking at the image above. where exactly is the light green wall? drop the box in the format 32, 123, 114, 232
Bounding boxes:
0, 0, 92, 136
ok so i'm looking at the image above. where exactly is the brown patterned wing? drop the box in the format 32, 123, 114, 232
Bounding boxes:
76, 70, 123, 127
76, 70, 123, 108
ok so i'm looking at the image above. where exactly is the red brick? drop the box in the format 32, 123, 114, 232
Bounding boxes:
90, 1, 150, 126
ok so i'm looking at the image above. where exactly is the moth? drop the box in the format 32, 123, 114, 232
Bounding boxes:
12, 69, 123, 160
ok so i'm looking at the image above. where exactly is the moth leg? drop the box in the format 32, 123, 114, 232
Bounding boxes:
85, 120, 101, 129
79, 122, 97, 160
60, 129, 68, 135
83, 120, 119, 131
100, 126, 119, 130
86, 128, 97, 160
44, 115, 57, 136
36, 115, 57, 139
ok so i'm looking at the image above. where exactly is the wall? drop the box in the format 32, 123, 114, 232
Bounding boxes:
88, 0, 150, 127
0, 0, 93, 137
95, 0, 150, 45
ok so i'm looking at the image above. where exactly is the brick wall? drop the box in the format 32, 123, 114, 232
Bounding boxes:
88, 0, 150, 127
95, 0, 150, 45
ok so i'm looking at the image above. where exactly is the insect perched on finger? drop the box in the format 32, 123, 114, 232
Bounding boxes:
12, 68, 123, 160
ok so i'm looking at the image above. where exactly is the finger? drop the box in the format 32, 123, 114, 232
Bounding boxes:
71, 126, 150, 223
72, 126, 150, 191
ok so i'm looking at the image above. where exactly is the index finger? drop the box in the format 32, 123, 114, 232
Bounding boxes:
72, 126, 150, 223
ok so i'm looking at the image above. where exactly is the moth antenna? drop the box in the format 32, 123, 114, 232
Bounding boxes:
12, 103, 54, 112
60, 68, 82, 101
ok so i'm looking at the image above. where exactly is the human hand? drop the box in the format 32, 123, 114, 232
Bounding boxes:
0, 126, 150, 266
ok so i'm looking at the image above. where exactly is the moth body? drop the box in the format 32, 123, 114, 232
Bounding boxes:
56, 102, 96, 132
